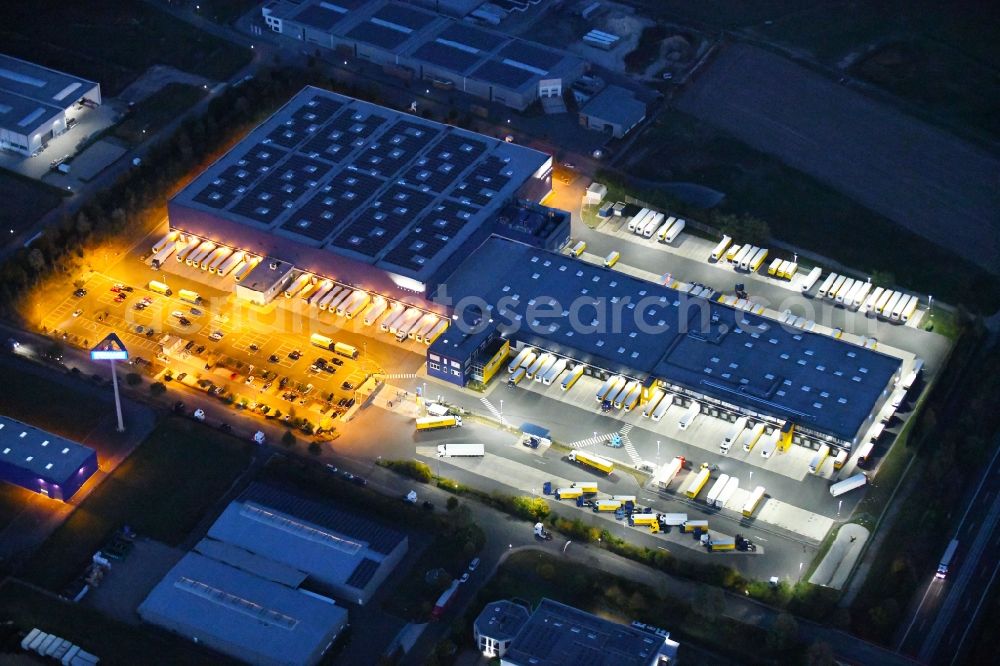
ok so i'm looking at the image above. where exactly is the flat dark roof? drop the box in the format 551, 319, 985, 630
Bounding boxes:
413, 41, 481, 74
471, 59, 536, 90
434, 237, 901, 440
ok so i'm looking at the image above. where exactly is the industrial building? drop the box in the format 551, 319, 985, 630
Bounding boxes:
139, 551, 348, 666
578, 85, 647, 138
168, 86, 558, 307
430, 236, 902, 450
0, 54, 101, 156
0, 415, 98, 501
206, 483, 408, 605
261, 0, 585, 110
474, 598, 679, 664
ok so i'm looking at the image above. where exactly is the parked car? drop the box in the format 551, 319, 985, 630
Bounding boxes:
193, 409, 206, 421
468, 558, 480, 571
73, 288, 87, 297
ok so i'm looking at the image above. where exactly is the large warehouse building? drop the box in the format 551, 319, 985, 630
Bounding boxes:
261, 0, 585, 110
0, 415, 98, 501
168, 86, 558, 308
429, 236, 902, 451
139, 551, 348, 666
206, 483, 409, 605
0, 54, 100, 156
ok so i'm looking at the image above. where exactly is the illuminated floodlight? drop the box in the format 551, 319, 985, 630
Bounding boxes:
90, 333, 129, 361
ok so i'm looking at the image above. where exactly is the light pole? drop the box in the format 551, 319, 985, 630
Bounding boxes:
837, 499, 842, 518
499, 399, 503, 426
656, 440, 661, 465
91, 333, 129, 433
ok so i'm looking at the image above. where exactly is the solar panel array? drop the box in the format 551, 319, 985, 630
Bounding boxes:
176, 89, 548, 279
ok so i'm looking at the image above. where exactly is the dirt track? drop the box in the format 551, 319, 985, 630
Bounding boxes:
678, 43, 1000, 273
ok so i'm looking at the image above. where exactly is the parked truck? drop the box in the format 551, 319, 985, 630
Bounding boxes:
808, 444, 831, 474
216, 250, 245, 277
362, 296, 387, 324
642, 389, 665, 418
338, 290, 369, 317
710, 235, 732, 261
627, 208, 650, 233
663, 219, 685, 243
148, 280, 173, 296
526, 353, 553, 380
741, 423, 766, 452
654, 456, 685, 490
715, 476, 740, 508
596, 375, 623, 402
651, 393, 673, 421
830, 473, 867, 497
151, 231, 177, 254
720, 417, 748, 454
334, 342, 359, 359
424, 320, 449, 345
554, 487, 582, 500
284, 272, 311, 298
678, 402, 700, 430
561, 364, 584, 391
178, 289, 202, 305
742, 486, 766, 517
800, 266, 822, 292
416, 415, 463, 430
508, 347, 535, 373
436, 443, 484, 457
150, 242, 177, 268
817, 272, 838, 298
568, 450, 614, 474
683, 467, 711, 499
758, 432, 779, 459
705, 474, 730, 506
706, 537, 736, 552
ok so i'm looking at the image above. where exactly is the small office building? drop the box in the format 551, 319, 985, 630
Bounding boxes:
0, 415, 98, 501
0, 54, 101, 156
579, 85, 646, 138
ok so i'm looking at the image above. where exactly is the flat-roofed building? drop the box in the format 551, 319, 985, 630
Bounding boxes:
431, 236, 902, 450
206, 483, 408, 604
261, 0, 584, 110
579, 85, 647, 138
474, 598, 679, 665
138, 551, 348, 666
168, 86, 555, 306
0, 54, 100, 156
0, 415, 98, 501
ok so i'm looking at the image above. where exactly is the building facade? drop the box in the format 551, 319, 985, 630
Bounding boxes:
0, 415, 98, 501
0, 54, 100, 156
261, 0, 585, 111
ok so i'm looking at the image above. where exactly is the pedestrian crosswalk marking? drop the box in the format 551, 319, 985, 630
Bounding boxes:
480, 397, 501, 420
383, 372, 417, 380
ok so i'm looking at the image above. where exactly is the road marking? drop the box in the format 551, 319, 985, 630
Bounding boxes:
567, 433, 616, 449
479, 397, 501, 420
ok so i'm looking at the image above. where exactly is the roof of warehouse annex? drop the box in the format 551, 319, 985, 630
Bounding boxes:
434, 236, 902, 440
0, 54, 97, 136
0, 414, 95, 482
265, 0, 582, 94
170, 86, 550, 283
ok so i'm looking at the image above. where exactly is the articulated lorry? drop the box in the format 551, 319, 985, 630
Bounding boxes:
416, 415, 463, 430
568, 450, 614, 474
436, 443, 484, 457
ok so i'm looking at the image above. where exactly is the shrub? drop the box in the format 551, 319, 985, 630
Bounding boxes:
281, 430, 296, 448
308, 442, 322, 455
125, 373, 142, 386
149, 382, 166, 396
381, 459, 433, 483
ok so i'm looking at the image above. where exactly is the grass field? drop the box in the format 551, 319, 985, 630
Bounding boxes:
0, 1, 251, 97
0, 170, 66, 244
0, 579, 229, 665
23, 417, 254, 591
114, 83, 208, 146
0, 358, 106, 441
626, 110, 1000, 313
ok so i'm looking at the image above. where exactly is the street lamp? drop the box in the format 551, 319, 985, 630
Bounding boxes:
91, 333, 129, 432
499, 399, 503, 426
